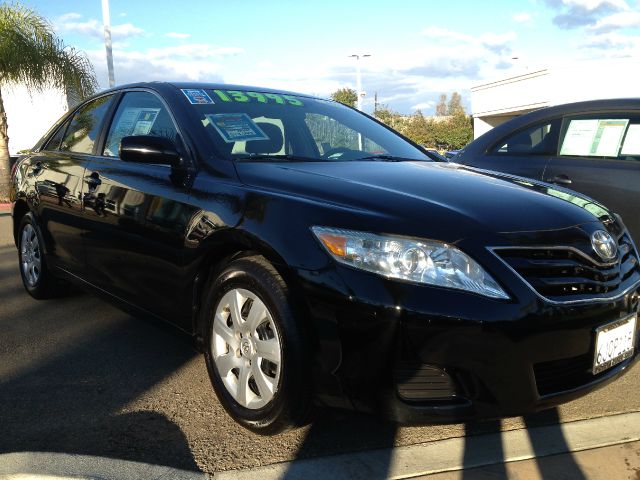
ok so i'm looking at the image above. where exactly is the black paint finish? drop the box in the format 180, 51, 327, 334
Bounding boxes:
10, 83, 640, 423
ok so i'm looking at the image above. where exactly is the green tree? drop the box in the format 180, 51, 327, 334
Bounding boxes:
431, 113, 473, 150
435, 93, 447, 116
447, 91, 465, 116
330, 87, 358, 108
0, 3, 97, 201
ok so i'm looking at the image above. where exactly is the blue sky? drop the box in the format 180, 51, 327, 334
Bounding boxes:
20, 0, 640, 114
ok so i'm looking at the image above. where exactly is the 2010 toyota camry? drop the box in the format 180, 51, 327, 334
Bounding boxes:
10, 82, 640, 433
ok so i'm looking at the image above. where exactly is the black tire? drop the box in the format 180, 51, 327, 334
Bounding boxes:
202, 255, 312, 434
17, 212, 63, 299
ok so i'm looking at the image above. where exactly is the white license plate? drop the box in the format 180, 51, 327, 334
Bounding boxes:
593, 314, 637, 375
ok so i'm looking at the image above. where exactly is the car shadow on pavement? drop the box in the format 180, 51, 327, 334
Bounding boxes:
282, 408, 398, 480
0, 277, 203, 472
461, 408, 587, 480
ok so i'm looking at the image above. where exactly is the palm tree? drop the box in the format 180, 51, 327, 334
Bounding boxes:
0, 3, 98, 202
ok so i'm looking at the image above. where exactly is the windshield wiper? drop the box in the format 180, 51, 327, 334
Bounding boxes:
354, 154, 423, 162
235, 154, 322, 162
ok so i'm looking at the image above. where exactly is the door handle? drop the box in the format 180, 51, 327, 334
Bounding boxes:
549, 175, 572, 186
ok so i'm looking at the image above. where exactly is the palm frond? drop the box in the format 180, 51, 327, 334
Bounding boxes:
0, 3, 97, 100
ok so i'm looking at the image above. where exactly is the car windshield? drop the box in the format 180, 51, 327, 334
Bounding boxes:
184, 88, 429, 162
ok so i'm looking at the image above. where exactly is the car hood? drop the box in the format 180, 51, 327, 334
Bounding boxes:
234, 160, 613, 241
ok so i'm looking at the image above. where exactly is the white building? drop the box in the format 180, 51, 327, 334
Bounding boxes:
3, 84, 70, 155
471, 58, 640, 139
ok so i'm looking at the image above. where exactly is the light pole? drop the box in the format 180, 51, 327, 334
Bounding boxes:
348, 54, 370, 111
101, 0, 115, 87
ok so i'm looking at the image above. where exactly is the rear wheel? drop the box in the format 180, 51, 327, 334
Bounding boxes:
202, 255, 312, 434
18, 213, 62, 299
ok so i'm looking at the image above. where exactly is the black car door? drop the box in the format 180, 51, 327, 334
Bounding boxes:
464, 118, 561, 181
544, 114, 640, 241
27, 94, 116, 275
82, 90, 199, 330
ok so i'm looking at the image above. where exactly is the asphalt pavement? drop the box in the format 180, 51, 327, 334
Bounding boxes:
0, 212, 639, 477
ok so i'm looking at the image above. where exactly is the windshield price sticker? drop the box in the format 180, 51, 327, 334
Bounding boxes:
211, 89, 303, 106
182, 89, 215, 104
205, 113, 269, 143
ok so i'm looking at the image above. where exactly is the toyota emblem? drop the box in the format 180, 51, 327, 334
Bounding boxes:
591, 230, 617, 261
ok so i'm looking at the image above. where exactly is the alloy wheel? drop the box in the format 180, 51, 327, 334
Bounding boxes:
212, 288, 282, 409
20, 224, 41, 287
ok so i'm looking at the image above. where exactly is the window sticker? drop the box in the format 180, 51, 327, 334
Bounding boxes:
560, 119, 629, 157
621, 124, 640, 155
182, 89, 215, 104
205, 113, 268, 143
209, 89, 304, 106
112, 107, 161, 137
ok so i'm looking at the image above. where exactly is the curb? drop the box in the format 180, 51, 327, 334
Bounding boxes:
216, 411, 640, 479
0, 452, 209, 480
0, 412, 638, 480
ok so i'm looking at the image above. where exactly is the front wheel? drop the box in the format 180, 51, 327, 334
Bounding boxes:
202, 255, 312, 434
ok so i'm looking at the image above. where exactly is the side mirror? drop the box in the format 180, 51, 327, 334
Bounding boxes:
120, 136, 181, 167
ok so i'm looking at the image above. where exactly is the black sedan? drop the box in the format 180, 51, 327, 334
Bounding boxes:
10, 83, 640, 433
456, 98, 640, 242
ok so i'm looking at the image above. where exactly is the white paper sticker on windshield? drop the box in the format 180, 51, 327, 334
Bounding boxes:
621, 124, 640, 155
560, 119, 629, 157
205, 113, 268, 143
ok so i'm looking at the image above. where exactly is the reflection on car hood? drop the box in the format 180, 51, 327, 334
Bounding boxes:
235, 160, 613, 239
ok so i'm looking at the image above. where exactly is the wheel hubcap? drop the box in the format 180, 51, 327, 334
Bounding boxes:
20, 224, 41, 287
211, 288, 282, 409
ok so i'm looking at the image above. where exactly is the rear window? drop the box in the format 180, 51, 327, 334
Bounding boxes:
493, 119, 561, 156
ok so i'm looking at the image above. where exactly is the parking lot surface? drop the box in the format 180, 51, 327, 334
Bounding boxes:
0, 213, 638, 476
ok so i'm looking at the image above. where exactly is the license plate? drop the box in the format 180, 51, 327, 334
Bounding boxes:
593, 314, 637, 375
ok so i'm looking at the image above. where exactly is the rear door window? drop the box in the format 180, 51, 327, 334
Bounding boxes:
60, 95, 115, 154
559, 115, 640, 161
43, 119, 71, 151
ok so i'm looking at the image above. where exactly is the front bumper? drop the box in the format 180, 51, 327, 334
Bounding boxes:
296, 264, 640, 423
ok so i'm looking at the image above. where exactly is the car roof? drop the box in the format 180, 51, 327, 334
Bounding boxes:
468, 97, 640, 149
98, 81, 320, 100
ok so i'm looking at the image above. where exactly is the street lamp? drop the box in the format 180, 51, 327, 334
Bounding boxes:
348, 54, 371, 111
101, 0, 115, 87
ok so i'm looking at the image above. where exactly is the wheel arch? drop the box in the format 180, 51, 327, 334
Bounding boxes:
190, 229, 310, 350
12, 200, 30, 247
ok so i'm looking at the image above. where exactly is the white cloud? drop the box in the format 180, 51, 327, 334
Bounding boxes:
411, 101, 435, 111
513, 12, 532, 23
89, 43, 244, 88
544, 0, 630, 28
57, 12, 82, 22
55, 14, 144, 40
421, 27, 517, 54
579, 31, 640, 54
165, 32, 191, 39
588, 11, 640, 32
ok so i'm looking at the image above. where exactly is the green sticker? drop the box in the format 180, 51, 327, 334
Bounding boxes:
207, 90, 304, 106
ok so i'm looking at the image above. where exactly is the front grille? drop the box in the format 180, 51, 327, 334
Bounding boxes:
533, 349, 637, 396
495, 233, 640, 302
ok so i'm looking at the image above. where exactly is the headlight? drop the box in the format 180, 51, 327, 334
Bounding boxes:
312, 227, 509, 300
